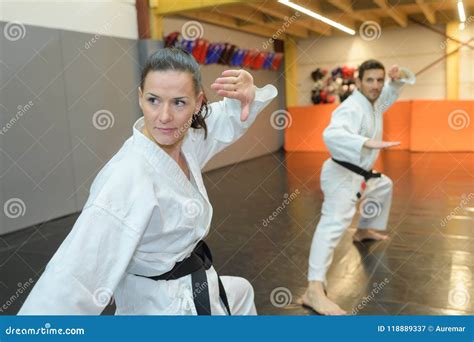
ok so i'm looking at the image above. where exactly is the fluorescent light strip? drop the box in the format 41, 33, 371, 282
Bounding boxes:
278, 0, 355, 35
458, 0, 466, 23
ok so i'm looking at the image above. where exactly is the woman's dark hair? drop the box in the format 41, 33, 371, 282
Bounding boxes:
140, 47, 209, 138
358, 59, 385, 80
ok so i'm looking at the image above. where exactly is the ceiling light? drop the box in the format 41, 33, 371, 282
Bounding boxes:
458, 0, 466, 23
278, 0, 356, 35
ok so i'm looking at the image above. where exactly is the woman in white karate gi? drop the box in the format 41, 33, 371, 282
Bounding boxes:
19, 47, 277, 315
301, 60, 415, 315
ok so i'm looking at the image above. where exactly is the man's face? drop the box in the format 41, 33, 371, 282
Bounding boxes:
356, 68, 385, 103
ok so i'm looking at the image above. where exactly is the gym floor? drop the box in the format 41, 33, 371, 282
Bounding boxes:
1, 150, 473, 315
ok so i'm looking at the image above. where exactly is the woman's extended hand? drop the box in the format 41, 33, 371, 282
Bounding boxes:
211, 69, 257, 122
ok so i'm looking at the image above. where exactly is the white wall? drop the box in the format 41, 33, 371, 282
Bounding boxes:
0, 0, 138, 39
459, 22, 474, 99
163, 17, 285, 171
296, 24, 448, 105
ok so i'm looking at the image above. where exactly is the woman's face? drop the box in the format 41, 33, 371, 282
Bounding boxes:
139, 70, 203, 147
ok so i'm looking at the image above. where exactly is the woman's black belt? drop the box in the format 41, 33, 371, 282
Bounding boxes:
135, 240, 231, 315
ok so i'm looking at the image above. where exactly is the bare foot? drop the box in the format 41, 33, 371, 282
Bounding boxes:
299, 281, 347, 315
353, 228, 389, 242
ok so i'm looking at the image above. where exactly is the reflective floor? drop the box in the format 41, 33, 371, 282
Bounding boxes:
1, 150, 473, 315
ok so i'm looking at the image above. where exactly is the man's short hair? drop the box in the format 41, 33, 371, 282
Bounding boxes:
358, 59, 385, 80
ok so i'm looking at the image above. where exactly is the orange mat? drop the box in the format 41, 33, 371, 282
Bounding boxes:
410, 100, 474, 152
284, 100, 473, 152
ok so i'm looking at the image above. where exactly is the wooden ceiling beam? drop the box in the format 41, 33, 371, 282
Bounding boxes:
297, 18, 333, 36
246, 1, 332, 36
151, 0, 249, 15
373, 0, 408, 27
178, 11, 286, 39
292, 0, 357, 31
326, 0, 380, 24
222, 4, 309, 38
415, 0, 437, 24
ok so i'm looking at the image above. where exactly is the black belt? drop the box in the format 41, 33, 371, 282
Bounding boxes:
135, 241, 231, 315
331, 158, 382, 199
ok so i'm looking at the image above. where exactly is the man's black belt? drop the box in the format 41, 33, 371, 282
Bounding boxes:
331, 158, 382, 198
135, 240, 231, 315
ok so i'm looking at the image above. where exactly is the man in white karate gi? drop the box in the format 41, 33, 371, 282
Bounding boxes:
301, 60, 415, 315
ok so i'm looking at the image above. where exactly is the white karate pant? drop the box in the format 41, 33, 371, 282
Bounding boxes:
114, 267, 256, 315
219, 275, 257, 315
308, 159, 393, 283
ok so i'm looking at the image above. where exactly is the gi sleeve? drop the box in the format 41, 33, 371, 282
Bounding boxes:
377, 67, 416, 112
18, 204, 145, 315
323, 105, 369, 165
189, 84, 278, 169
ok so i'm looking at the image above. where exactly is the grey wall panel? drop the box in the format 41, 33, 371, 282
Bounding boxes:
0, 23, 77, 235
0, 22, 284, 235
200, 65, 284, 172
59, 30, 141, 208
0, 28, 5, 236
137, 39, 163, 67
0, 66, 5, 235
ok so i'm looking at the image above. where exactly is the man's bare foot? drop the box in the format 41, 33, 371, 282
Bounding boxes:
298, 281, 347, 315
353, 228, 389, 242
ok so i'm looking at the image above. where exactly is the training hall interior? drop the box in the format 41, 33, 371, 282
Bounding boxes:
0, 0, 473, 315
